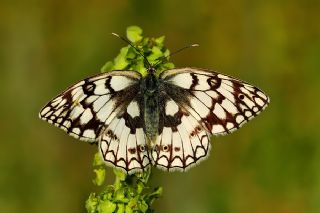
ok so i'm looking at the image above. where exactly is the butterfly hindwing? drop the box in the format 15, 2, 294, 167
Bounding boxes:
152, 94, 211, 171
160, 67, 269, 136
99, 95, 152, 173
39, 71, 141, 142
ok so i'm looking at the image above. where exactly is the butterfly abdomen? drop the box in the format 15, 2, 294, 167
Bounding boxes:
143, 73, 160, 146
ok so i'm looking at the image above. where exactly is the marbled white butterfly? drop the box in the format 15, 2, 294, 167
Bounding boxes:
39, 35, 269, 174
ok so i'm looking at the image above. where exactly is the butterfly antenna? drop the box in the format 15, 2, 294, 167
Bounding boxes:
154, 43, 199, 67
111, 33, 152, 68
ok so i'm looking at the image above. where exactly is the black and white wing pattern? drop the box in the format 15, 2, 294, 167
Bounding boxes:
39, 71, 152, 173
99, 94, 152, 173
155, 67, 270, 171
152, 92, 210, 171
40, 66, 269, 174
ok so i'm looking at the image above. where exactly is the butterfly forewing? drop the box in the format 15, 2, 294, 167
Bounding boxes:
39, 71, 142, 142
160, 68, 269, 135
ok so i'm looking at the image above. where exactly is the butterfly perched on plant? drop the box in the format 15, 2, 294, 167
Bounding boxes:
39, 32, 269, 174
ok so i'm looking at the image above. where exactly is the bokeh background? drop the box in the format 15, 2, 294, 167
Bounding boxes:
1, 0, 320, 212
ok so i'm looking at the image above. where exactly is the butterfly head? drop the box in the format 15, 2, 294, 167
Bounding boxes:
148, 67, 156, 74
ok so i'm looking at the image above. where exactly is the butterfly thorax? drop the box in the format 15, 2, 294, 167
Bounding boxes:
142, 71, 159, 147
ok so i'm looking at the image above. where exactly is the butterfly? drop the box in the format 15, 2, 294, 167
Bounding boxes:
39, 37, 269, 174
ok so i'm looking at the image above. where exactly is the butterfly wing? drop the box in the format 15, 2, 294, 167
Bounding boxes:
155, 67, 269, 171
152, 93, 210, 171
39, 71, 142, 142
99, 95, 152, 173
39, 70, 152, 173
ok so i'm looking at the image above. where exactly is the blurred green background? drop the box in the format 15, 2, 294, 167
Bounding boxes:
1, 0, 320, 212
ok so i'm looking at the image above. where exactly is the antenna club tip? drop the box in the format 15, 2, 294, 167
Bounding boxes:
111, 32, 120, 37
192, 44, 200, 47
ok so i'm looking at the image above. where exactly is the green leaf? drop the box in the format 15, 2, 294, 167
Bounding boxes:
145, 187, 163, 206
151, 187, 163, 197
116, 203, 125, 213
132, 58, 147, 76
139, 200, 149, 213
93, 152, 105, 166
113, 169, 127, 181
163, 62, 175, 69
127, 198, 139, 210
147, 46, 164, 63
114, 47, 129, 70
155, 36, 165, 46
126, 47, 137, 59
98, 200, 117, 213
85, 193, 98, 213
163, 49, 170, 58
101, 61, 114, 72
127, 26, 143, 43
137, 181, 145, 195
125, 205, 134, 213
93, 168, 106, 186
114, 188, 129, 202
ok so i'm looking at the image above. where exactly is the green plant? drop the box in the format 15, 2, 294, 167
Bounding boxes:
85, 26, 174, 213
